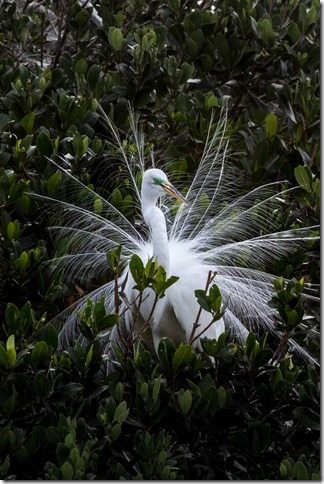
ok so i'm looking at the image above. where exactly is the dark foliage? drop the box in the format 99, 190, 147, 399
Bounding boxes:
0, 0, 320, 479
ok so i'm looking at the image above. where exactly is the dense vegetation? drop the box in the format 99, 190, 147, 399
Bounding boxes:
0, 0, 320, 479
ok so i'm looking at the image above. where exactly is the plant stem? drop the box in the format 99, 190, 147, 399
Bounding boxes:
188, 270, 214, 344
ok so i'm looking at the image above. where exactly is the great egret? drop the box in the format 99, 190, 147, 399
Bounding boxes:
122, 167, 225, 355
42, 111, 319, 366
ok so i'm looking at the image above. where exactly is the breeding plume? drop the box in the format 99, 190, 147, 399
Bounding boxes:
43, 111, 318, 367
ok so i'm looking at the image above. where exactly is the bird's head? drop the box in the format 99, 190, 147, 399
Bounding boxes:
142, 168, 188, 205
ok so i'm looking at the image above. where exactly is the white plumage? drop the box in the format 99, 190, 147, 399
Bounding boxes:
41, 111, 319, 366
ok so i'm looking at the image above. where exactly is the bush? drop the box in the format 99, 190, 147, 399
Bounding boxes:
0, 297, 320, 479
0, 0, 319, 479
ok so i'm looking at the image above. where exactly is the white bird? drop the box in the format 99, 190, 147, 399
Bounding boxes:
42, 110, 319, 366
123, 167, 225, 355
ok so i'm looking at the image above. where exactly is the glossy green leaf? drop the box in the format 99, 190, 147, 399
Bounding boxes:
20, 112, 35, 134
114, 401, 129, 424
74, 58, 88, 77
172, 344, 193, 373
265, 112, 277, 139
31, 341, 49, 366
6, 335, 16, 366
109, 28, 124, 51
294, 165, 313, 193
178, 389, 192, 416
5, 303, 20, 326
292, 461, 309, 480
36, 131, 53, 157
111, 423, 122, 441
40, 323, 58, 350
217, 386, 226, 409
179, 62, 194, 84
33, 374, 51, 398
195, 289, 211, 312
60, 461, 74, 480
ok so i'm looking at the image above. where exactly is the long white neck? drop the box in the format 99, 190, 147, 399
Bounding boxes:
141, 195, 169, 273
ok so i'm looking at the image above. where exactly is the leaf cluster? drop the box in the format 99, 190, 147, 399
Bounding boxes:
0, 298, 320, 479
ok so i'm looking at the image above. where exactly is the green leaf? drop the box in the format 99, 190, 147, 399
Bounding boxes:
46, 426, 61, 445
114, 401, 129, 424
187, 38, 198, 58
209, 284, 222, 313
111, 423, 122, 441
292, 461, 309, 480
294, 165, 313, 193
73, 132, 87, 159
5, 303, 20, 326
178, 389, 192, 416
85, 344, 93, 369
265, 112, 277, 139
74, 58, 88, 77
217, 386, 226, 409
287, 309, 299, 327
0, 344, 9, 368
20, 112, 35, 134
93, 197, 103, 215
6, 335, 16, 366
254, 348, 272, 367
259, 18, 274, 43
47, 171, 62, 196
109, 28, 124, 51
195, 289, 211, 312
33, 374, 51, 398
7, 221, 16, 241
280, 458, 293, 477
288, 21, 301, 43
245, 332, 257, 355
40, 323, 58, 350
129, 254, 145, 286
61, 461, 74, 480
205, 92, 219, 110
152, 375, 162, 404
115, 382, 124, 402
140, 382, 149, 400
179, 62, 194, 84
172, 344, 193, 373
31, 341, 49, 366
36, 131, 53, 157
17, 251, 29, 272
56, 443, 70, 466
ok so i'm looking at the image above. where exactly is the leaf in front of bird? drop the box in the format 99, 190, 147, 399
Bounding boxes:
209, 284, 222, 313
153, 265, 179, 297
195, 289, 211, 313
129, 254, 145, 290
172, 344, 194, 374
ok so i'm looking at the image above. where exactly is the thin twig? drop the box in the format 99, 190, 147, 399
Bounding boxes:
270, 331, 290, 364
131, 293, 158, 341
188, 270, 214, 343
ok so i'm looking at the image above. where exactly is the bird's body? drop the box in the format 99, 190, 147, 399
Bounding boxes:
43, 111, 319, 366
125, 168, 225, 353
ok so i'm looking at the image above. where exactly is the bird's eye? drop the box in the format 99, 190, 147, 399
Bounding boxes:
153, 177, 165, 186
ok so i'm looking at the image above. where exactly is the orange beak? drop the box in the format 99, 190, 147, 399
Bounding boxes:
162, 182, 188, 205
